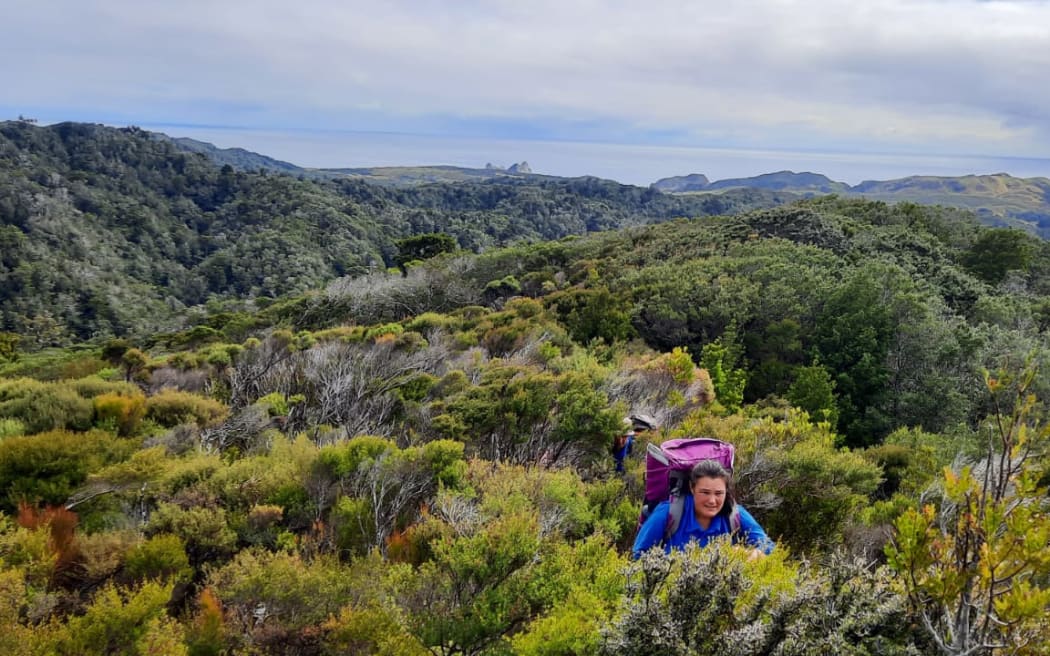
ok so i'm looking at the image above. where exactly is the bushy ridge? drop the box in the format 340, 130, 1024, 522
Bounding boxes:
2, 191, 1050, 653
0, 120, 785, 344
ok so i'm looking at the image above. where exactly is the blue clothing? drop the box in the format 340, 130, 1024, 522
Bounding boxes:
613, 434, 634, 473
632, 495, 774, 559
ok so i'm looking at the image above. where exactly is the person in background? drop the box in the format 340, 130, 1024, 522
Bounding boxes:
613, 426, 634, 473
614, 413, 659, 473
632, 459, 773, 559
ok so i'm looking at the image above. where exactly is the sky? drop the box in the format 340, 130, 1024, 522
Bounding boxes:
5, 0, 1050, 185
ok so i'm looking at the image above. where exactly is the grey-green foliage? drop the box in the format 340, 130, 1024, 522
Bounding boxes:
601, 544, 918, 656
2, 120, 780, 343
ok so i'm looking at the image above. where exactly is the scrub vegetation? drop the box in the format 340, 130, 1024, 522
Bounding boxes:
3, 121, 1050, 654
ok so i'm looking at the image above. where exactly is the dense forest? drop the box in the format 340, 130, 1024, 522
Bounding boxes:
2, 121, 1050, 655
0, 120, 790, 344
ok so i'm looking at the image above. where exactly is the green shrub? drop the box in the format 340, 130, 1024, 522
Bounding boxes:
0, 418, 24, 439
167, 351, 201, 371
69, 377, 140, 399
0, 378, 94, 433
124, 533, 194, 583
311, 325, 357, 342
602, 544, 916, 655
145, 390, 228, 428
404, 312, 459, 333
0, 429, 125, 512
77, 530, 139, 585
49, 580, 174, 655
185, 588, 226, 656
59, 356, 108, 380
208, 435, 317, 511
397, 373, 437, 403
93, 392, 147, 436
331, 496, 375, 557
255, 391, 300, 417
364, 322, 404, 342
207, 549, 357, 631
323, 602, 429, 656
146, 503, 237, 563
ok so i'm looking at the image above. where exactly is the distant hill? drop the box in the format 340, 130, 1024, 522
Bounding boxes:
849, 174, 1050, 233
162, 134, 1050, 235
155, 134, 304, 174
156, 135, 1050, 234
652, 171, 1050, 235
707, 171, 851, 194
318, 160, 537, 186
318, 164, 537, 185
655, 171, 849, 194
156, 135, 543, 187
650, 173, 710, 192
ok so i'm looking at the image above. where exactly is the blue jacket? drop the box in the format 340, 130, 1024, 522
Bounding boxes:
614, 434, 634, 473
632, 495, 774, 559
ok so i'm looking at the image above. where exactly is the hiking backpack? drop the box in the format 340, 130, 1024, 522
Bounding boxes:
640, 437, 741, 543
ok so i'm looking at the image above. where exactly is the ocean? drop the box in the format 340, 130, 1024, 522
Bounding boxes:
147, 124, 1050, 188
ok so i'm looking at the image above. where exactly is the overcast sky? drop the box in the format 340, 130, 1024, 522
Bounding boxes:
5, 0, 1050, 184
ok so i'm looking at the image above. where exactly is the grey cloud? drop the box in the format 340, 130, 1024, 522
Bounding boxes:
5, 0, 1050, 157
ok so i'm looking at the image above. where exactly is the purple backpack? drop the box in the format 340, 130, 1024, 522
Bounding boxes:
640, 437, 740, 542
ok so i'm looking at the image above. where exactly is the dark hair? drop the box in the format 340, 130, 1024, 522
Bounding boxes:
688, 459, 735, 518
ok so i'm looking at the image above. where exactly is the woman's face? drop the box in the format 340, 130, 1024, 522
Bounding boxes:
691, 476, 727, 523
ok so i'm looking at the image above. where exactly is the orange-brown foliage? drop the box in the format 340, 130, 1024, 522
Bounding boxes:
17, 502, 81, 586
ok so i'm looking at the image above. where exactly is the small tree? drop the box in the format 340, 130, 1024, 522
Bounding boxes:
887, 363, 1050, 655
121, 348, 148, 383
700, 337, 746, 412
394, 232, 458, 275
787, 362, 839, 426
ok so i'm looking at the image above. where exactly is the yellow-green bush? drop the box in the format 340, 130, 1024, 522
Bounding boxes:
146, 503, 237, 563
0, 418, 24, 439
166, 351, 201, 371
47, 580, 174, 655
145, 389, 228, 428
124, 533, 193, 584
311, 325, 359, 343
0, 567, 41, 656
0, 429, 129, 512
331, 496, 374, 557
0, 514, 56, 587
77, 530, 139, 585
364, 322, 404, 342
207, 549, 358, 631
207, 435, 316, 511
184, 588, 226, 656
68, 377, 140, 399
603, 543, 914, 655
93, 392, 146, 436
323, 603, 429, 656
0, 378, 94, 434
59, 356, 108, 380
157, 453, 223, 498
403, 312, 460, 333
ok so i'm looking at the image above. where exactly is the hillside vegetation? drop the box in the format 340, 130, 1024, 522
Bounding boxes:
3, 122, 1050, 654
0, 120, 788, 343
655, 169, 1050, 235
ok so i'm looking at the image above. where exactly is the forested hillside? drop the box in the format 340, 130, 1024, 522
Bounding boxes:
0, 120, 788, 344
3, 186, 1050, 653
654, 169, 1050, 235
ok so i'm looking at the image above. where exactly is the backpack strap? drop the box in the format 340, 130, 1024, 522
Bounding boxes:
661, 469, 689, 545
729, 507, 741, 542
